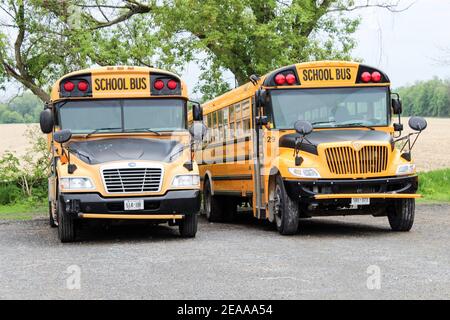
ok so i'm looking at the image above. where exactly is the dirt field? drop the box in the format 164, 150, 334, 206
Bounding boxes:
0, 118, 449, 171
0, 123, 39, 157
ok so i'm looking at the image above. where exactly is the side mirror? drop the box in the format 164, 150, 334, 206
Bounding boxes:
408, 116, 427, 132
192, 103, 203, 121
256, 89, 267, 109
53, 129, 72, 144
294, 120, 313, 136
189, 122, 207, 142
40, 109, 54, 134
392, 98, 402, 115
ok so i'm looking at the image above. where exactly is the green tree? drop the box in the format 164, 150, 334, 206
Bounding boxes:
0, 110, 24, 123
397, 78, 450, 117
0, 0, 154, 102
1, 0, 405, 101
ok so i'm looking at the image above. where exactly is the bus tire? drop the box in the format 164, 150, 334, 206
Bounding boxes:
223, 198, 238, 222
57, 201, 76, 243
49, 201, 57, 228
388, 198, 415, 232
179, 213, 198, 238
204, 179, 224, 222
274, 175, 299, 235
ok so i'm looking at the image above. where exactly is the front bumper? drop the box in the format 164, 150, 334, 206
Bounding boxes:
60, 190, 200, 219
284, 175, 419, 204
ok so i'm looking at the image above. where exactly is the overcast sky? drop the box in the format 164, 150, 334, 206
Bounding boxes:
1, 0, 450, 101
351, 0, 450, 89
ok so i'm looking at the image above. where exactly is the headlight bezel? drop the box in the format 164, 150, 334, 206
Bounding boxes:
59, 177, 95, 190
288, 167, 321, 178
171, 174, 200, 187
396, 164, 416, 175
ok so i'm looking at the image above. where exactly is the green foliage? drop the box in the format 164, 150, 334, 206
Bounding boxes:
0, 92, 43, 124
397, 78, 450, 117
0, 125, 50, 206
155, 0, 360, 97
1, 0, 365, 101
0, 184, 22, 205
418, 169, 450, 203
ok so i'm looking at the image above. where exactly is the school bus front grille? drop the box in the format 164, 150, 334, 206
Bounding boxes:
102, 168, 162, 193
324, 146, 388, 175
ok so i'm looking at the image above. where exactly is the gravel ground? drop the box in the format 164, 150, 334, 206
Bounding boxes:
0, 204, 449, 300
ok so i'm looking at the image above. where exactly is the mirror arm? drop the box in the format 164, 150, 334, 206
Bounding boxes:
294, 136, 304, 166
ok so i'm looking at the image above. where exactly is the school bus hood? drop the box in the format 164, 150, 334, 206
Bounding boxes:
279, 129, 394, 155
68, 138, 182, 164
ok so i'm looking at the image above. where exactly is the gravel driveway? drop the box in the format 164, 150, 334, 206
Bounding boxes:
0, 204, 449, 300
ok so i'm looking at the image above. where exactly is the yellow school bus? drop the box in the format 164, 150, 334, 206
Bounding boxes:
197, 61, 427, 235
40, 66, 205, 242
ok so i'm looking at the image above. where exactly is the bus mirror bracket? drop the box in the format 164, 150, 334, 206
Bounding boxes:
293, 120, 313, 166
53, 129, 77, 174
255, 115, 268, 126
395, 117, 427, 160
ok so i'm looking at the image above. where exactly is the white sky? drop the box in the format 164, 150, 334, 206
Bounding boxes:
1, 0, 450, 101
351, 0, 450, 89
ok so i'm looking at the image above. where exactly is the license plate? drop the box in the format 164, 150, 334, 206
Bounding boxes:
124, 199, 144, 211
351, 198, 370, 206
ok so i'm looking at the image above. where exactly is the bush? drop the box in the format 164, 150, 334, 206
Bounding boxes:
0, 183, 22, 205
0, 125, 50, 206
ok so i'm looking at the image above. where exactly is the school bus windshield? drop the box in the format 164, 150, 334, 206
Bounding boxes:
58, 98, 186, 134
270, 87, 389, 129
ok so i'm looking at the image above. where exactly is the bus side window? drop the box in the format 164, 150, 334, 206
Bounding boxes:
207, 113, 212, 143
229, 105, 235, 140
218, 109, 224, 142
223, 107, 229, 142
242, 100, 251, 136
235, 103, 242, 137
212, 112, 217, 142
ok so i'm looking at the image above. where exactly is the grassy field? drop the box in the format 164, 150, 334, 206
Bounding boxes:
0, 202, 47, 220
418, 168, 450, 203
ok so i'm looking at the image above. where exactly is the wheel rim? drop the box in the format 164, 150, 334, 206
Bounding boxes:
274, 184, 283, 228
205, 184, 212, 219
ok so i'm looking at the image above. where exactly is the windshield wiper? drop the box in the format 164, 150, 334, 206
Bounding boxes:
85, 127, 122, 138
124, 128, 162, 135
311, 121, 336, 126
338, 123, 376, 130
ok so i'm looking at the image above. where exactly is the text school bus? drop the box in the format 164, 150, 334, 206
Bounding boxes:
40, 66, 205, 242
197, 61, 427, 235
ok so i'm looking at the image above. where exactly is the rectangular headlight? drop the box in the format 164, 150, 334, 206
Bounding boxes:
396, 164, 416, 175
288, 168, 321, 178
60, 177, 94, 190
172, 175, 200, 187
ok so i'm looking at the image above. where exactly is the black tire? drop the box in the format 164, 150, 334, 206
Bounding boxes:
273, 175, 299, 235
49, 201, 57, 228
57, 200, 76, 243
204, 179, 224, 222
388, 198, 415, 232
222, 198, 238, 222
179, 213, 198, 238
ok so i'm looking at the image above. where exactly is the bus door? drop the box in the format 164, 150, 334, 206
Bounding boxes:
252, 94, 267, 220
